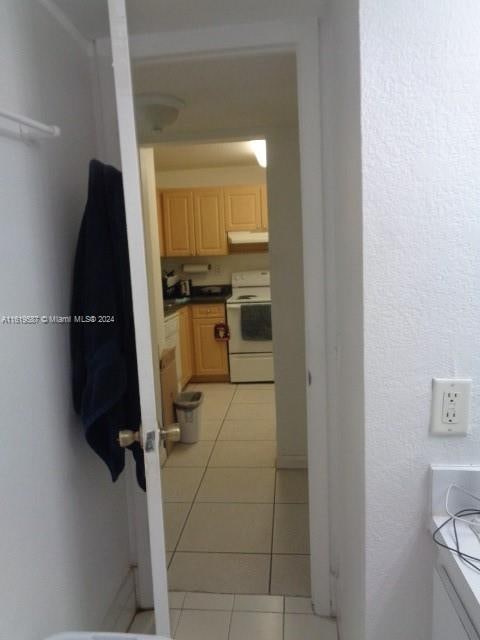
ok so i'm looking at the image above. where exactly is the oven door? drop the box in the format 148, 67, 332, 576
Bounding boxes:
227, 302, 273, 354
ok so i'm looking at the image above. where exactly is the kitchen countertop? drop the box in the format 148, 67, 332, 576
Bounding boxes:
163, 294, 230, 317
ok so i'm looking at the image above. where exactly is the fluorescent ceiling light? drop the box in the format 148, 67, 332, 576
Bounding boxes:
250, 139, 267, 167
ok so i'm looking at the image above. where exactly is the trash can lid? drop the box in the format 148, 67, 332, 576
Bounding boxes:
174, 391, 203, 409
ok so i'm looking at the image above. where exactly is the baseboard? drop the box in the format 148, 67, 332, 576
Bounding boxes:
101, 569, 137, 632
276, 454, 308, 469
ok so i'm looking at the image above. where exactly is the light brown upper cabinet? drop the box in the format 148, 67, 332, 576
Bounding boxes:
161, 187, 228, 257
224, 185, 263, 231
159, 184, 267, 256
260, 184, 269, 231
161, 189, 195, 257
193, 188, 228, 256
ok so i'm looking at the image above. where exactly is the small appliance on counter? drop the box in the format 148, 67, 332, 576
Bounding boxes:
162, 270, 192, 299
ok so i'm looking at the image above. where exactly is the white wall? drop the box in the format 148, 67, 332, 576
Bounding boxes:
320, 0, 365, 636
0, 4, 131, 639
266, 128, 308, 464
361, 1, 480, 639
156, 164, 265, 188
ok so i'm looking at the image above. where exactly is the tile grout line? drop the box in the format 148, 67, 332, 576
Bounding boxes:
227, 605, 234, 640
168, 386, 237, 564
269, 466, 278, 595
169, 385, 304, 597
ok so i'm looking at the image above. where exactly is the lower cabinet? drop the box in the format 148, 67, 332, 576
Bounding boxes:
432, 569, 473, 640
191, 304, 229, 379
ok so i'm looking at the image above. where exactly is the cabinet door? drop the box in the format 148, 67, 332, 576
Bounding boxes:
179, 306, 193, 388
156, 188, 165, 257
432, 570, 472, 640
162, 190, 195, 256
260, 184, 269, 230
193, 317, 229, 376
224, 185, 262, 231
193, 188, 227, 256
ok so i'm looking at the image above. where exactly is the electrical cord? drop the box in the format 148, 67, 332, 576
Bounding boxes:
433, 508, 480, 573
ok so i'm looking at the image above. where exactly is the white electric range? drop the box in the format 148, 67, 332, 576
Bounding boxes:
226, 270, 274, 383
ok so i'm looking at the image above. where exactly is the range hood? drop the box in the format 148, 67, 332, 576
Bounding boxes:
227, 231, 269, 245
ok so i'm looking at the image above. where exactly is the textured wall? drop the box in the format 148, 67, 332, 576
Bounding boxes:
0, 4, 131, 639
361, 1, 480, 638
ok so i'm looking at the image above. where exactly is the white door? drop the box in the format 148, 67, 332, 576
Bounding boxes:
108, 1, 170, 636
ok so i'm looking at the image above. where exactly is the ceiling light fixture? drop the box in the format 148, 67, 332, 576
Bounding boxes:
136, 94, 185, 132
250, 139, 267, 168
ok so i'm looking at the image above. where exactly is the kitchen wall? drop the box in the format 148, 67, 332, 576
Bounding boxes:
0, 3, 131, 639
158, 164, 269, 286
156, 164, 265, 189
319, 0, 365, 636
158, 165, 269, 284
159, 136, 307, 465
163, 253, 270, 286
360, 1, 480, 638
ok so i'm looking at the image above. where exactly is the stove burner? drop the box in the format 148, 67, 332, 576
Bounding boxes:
237, 295, 257, 300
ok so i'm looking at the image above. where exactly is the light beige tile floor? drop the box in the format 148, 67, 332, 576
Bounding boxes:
168, 552, 271, 593
270, 555, 311, 597
273, 503, 310, 554
162, 383, 311, 597
275, 469, 309, 503
178, 503, 274, 553
197, 468, 275, 503
161, 467, 204, 503
209, 440, 277, 467
129, 593, 338, 639
218, 419, 276, 441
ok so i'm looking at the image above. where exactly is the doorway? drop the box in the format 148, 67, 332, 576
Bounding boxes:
105, 1, 331, 634
145, 132, 310, 601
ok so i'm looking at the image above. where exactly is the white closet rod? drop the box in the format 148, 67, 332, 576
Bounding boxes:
0, 108, 61, 140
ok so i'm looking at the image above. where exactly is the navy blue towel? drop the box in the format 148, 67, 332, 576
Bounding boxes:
71, 159, 145, 490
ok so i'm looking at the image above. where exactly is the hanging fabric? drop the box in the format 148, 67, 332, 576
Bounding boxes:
70, 159, 145, 490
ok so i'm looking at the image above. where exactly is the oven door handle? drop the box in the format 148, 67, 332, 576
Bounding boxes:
227, 302, 271, 309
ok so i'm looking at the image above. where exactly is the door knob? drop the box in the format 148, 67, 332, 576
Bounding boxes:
117, 424, 181, 449
160, 424, 181, 442
118, 429, 141, 448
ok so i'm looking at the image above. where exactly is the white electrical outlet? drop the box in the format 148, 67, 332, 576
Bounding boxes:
431, 378, 472, 436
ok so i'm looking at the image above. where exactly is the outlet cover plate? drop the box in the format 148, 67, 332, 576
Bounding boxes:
431, 378, 472, 436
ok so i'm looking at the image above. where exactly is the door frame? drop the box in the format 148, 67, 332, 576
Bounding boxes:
102, 17, 333, 615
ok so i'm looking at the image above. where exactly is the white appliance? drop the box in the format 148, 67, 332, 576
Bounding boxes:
431, 466, 480, 639
164, 312, 182, 391
226, 270, 274, 382
433, 568, 478, 639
